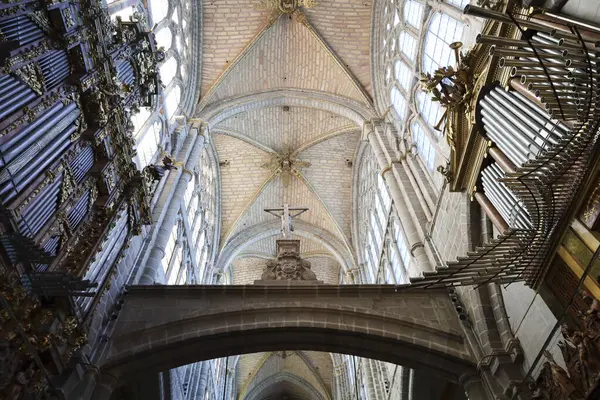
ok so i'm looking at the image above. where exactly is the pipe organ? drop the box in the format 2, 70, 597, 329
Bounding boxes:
410, 4, 600, 289
0, 0, 161, 397
479, 86, 567, 167
481, 163, 531, 230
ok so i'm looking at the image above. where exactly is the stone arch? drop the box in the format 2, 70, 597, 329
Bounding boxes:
196, 89, 377, 128
244, 372, 328, 400
216, 220, 355, 274
102, 286, 475, 385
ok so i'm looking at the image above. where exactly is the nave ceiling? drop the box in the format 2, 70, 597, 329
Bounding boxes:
236, 351, 335, 400
194, 2, 375, 396
195, 0, 376, 269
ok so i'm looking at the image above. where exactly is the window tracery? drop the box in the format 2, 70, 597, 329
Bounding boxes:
107, 0, 191, 172
380, 0, 470, 179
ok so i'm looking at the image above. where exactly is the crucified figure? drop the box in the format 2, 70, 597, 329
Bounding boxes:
264, 204, 308, 238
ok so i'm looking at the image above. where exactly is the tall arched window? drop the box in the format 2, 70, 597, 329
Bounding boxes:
136, 120, 162, 168
390, 86, 407, 119
398, 31, 417, 61
411, 120, 435, 170
107, 0, 192, 175
165, 86, 181, 118
403, 0, 424, 29
155, 27, 173, 51
149, 0, 168, 23
131, 108, 151, 134
381, 1, 472, 181
447, 0, 469, 8
160, 57, 178, 86
110, 6, 135, 21
423, 13, 464, 74
394, 60, 412, 91
417, 91, 444, 135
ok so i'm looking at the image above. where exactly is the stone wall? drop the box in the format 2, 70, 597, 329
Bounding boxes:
430, 190, 471, 264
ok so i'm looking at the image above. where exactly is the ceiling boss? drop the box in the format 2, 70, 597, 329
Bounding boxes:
257, 0, 317, 15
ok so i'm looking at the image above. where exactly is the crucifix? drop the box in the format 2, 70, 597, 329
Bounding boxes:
264, 204, 308, 238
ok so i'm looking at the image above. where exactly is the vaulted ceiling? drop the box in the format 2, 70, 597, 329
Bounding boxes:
196, 0, 375, 271
236, 351, 335, 400
193, 1, 374, 395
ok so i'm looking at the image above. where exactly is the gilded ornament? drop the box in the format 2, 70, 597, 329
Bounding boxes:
59, 166, 76, 204
257, 0, 316, 13
29, 11, 53, 34
12, 62, 45, 95
63, 8, 76, 29
261, 150, 311, 187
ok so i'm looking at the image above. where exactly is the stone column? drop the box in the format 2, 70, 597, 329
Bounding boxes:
194, 362, 209, 399
90, 372, 120, 400
461, 373, 492, 400
138, 125, 205, 284
366, 122, 432, 276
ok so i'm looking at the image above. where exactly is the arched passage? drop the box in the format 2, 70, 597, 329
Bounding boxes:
102, 285, 475, 384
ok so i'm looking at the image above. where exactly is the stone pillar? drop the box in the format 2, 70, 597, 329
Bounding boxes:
366, 122, 432, 276
138, 126, 205, 284
193, 361, 209, 399
90, 372, 120, 400
460, 373, 492, 400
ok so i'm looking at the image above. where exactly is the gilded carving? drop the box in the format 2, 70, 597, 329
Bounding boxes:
261, 150, 311, 187
59, 165, 76, 204
257, 0, 316, 14
5, 40, 51, 71
0, 271, 86, 399
12, 63, 45, 95
529, 296, 600, 399
29, 11, 53, 34
419, 42, 475, 139
63, 8, 76, 29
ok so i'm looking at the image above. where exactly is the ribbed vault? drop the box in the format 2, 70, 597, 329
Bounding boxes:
194, 1, 377, 398
197, 2, 374, 268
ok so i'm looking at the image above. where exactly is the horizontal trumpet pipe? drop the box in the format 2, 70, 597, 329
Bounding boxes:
535, 9, 600, 35
512, 67, 571, 77
520, 75, 574, 84
464, 5, 556, 35
477, 34, 568, 52
490, 46, 565, 60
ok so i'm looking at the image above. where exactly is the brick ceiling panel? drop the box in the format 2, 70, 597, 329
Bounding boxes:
237, 352, 269, 395
285, 175, 343, 240
223, 172, 343, 248
243, 238, 277, 257
201, 1, 266, 97
215, 106, 355, 153
298, 131, 359, 239
303, 256, 341, 284
231, 257, 266, 284
226, 176, 285, 242
213, 134, 274, 242
304, 0, 373, 95
202, 15, 368, 105
303, 351, 334, 394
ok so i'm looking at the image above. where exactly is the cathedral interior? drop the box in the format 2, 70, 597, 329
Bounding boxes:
3, 0, 600, 399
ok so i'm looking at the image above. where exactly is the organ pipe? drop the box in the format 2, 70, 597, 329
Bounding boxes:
481, 163, 532, 230
480, 87, 566, 167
